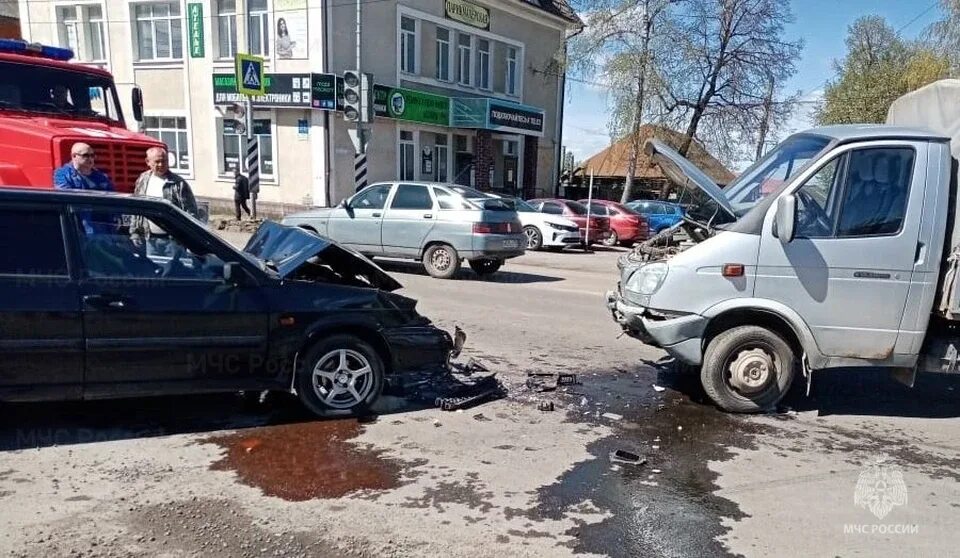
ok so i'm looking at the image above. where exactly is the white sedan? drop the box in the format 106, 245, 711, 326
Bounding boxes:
512, 198, 581, 250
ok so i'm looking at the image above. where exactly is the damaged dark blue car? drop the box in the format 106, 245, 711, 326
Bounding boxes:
0, 188, 462, 417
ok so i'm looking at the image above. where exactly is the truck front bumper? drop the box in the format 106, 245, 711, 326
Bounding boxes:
606, 288, 708, 365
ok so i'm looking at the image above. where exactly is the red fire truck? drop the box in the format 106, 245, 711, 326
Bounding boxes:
0, 39, 164, 192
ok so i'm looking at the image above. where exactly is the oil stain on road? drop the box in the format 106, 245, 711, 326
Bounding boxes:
205, 419, 419, 501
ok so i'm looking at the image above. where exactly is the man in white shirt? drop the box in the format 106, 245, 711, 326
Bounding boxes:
131, 147, 199, 254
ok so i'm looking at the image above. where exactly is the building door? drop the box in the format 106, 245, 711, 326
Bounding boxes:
454, 153, 473, 186
504, 157, 518, 193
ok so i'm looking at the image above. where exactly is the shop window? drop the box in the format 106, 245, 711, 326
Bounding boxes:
216, 0, 238, 59
436, 27, 451, 81
248, 0, 270, 57
219, 117, 273, 178
132, 2, 183, 61
506, 47, 518, 96
458, 33, 472, 86
476, 39, 491, 90
400, 16, 418, 74
57, 5, 106, 62
144, 116, 191, 172
399, 131, 415, 181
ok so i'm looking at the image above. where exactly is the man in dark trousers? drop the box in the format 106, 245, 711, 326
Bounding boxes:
233, 169, 251, 220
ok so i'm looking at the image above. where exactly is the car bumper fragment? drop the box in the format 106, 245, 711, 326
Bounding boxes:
605, 289, 707, 365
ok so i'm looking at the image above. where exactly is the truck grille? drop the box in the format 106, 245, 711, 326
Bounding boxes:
56, 139, 149, 193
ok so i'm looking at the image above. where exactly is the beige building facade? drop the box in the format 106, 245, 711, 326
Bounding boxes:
18, 0, 579, 211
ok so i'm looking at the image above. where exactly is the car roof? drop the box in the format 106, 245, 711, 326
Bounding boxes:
801, 125, 950, 143
0, 187, 173, 210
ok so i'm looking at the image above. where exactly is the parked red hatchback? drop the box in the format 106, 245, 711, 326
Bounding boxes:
528, 198, 611, 245
579, 199, 649, 247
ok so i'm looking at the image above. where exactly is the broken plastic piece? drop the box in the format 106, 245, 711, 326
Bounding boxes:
652, 384, 666, 392
557, 373, 579, 386
610, 450, 646, 465
538, 401, 555, 412
601, 412, 623, 421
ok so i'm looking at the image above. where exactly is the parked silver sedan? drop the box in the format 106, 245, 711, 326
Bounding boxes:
282, 182, 525, 279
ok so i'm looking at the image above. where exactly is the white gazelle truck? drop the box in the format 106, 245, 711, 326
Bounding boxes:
607, 80, 960, 412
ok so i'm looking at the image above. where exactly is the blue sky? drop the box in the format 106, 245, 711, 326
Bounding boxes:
561, 0, 945, 165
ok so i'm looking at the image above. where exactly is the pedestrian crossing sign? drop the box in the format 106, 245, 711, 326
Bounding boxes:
235, 53, 265, 96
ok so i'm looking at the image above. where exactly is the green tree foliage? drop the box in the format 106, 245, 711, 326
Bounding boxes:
817, 16, 951, 125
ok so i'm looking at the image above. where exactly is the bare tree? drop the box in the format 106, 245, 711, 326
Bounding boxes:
657, 0, 802, 162
569, 0, 677, 202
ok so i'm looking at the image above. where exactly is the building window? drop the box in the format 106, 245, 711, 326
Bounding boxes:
436, 27, 451, 81
133, 2, 183, 61
247, 0, 270, 57
458, 33, 472, 87
476, 39, 490, 90
399, 130, 415, 181
400, 16, 417, 75
56, 5, 106, 62
144, 116, 191, 172
506, 47, 518, 96
216, 0, 238, 59
220, 117, 274, 178
435, 134, 449, 182
503, 140, 518, 156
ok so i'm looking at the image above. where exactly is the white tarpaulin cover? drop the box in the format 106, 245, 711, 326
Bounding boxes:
887, 80, 960, 317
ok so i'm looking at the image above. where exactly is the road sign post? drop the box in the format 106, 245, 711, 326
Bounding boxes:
236, 54, 264, 217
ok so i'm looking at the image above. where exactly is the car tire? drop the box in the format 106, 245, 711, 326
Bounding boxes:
423, 244, 461, 279
701, 325, 796, 413
469, 258, 503, 276
602, 230, 619, 247
524, 226, 543, 250
296, 334, 385, 418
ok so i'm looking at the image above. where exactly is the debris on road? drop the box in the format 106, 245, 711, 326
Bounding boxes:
652, 384, 666, 392
433, 419, 442, 428
525, 377, 557, 393
610, 450, 646, 465
557, 373, 579, 386
601, 412, 623, 421
538, 401, 555, 412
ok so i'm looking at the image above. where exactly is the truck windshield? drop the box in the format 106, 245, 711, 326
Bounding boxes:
724, 134, 831, 211
0, 62, 123, 124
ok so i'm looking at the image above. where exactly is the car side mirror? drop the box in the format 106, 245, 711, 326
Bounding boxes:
131, 87, 144, 122
339, 198, 350, 209
775, 194, 796, 244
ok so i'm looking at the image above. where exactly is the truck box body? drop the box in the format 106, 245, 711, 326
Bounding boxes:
886, 80, 960, 320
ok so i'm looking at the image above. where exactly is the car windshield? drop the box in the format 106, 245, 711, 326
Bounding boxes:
0, 62, 124, 123
723, 134, 832, 211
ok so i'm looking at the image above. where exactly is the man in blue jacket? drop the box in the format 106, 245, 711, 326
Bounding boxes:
53, 142, 118, 235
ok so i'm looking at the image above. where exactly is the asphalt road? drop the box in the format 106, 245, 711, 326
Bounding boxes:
2, 234, 960, 557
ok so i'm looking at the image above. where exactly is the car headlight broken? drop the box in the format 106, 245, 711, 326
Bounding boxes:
625, 262, 668, 295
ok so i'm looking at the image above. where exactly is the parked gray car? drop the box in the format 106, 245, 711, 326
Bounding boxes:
282, 182, 525, 279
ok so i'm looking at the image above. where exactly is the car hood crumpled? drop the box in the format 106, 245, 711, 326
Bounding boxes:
243, 221, 402, 291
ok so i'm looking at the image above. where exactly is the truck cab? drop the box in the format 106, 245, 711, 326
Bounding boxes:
608, 82, 960, 412
0, 39, 163, 192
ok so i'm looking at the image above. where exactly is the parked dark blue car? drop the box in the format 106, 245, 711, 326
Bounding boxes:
625, 200, 685, 233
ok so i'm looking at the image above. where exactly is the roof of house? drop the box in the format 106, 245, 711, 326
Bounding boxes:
577, 124, 736, 185
526, 0, 582, 25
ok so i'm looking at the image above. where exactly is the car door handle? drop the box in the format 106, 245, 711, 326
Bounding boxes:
853, 271, 891, 279
83, 294, 129, 310
423, 213, 433, 219
372, 212, 382, 217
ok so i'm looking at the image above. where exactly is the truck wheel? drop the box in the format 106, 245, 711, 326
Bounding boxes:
296, 334, 385, 418
701, 325, 795, 413
469, 258, 503, 276
423, 244, 460, 279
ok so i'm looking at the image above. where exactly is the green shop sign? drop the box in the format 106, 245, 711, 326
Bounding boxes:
373, 85, 450, 126
187, 3, 204, 58
213, 74, 312, 107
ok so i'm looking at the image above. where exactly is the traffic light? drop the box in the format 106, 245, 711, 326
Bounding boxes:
342, 70, 373, 123
225, 102, 247, 135
343, 70, 361, 122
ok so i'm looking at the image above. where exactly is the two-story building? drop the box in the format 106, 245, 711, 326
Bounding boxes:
18, 0, 580, 212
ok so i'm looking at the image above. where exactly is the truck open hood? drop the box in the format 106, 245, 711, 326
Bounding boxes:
243, 221, 402, 291
643, 139, 737, 221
